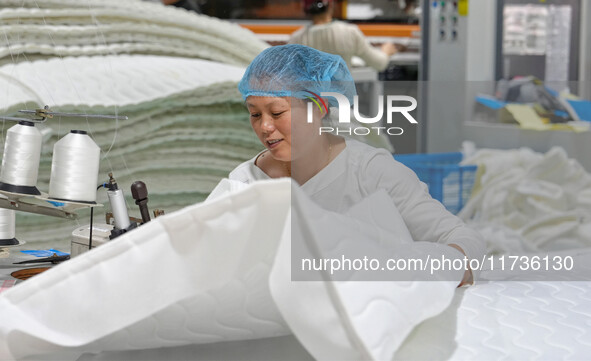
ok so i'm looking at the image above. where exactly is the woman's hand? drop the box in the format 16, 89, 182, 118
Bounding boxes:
381, 43, 408, 57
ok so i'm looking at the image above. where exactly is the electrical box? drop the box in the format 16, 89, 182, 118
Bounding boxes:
71, 223, 113, 257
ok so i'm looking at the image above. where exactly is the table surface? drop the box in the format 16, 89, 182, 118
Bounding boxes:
0, 246, 61, 294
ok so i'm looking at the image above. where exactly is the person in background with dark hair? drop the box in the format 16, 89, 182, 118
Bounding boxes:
161, 0, 201, 13
402, 0, 420, 16
289, 0, 405, 71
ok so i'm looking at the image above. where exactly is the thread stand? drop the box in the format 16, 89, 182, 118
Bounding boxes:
0, 190, 102, 220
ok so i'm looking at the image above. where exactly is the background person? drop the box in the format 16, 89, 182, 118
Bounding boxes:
289, 0, 405, 71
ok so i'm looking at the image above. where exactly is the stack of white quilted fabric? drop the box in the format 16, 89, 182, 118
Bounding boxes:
0, 0, 266, 66
0, 0, 270, 246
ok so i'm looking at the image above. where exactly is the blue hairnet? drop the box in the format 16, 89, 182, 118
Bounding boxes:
238, 44, 356, 108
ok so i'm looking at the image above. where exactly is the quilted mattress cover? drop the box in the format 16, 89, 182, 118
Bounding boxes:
0, 179, 465, 361
0, 179, 589, 361
76, 258, 591, 361
395, 251, 591, 360
83, 261, 591, 361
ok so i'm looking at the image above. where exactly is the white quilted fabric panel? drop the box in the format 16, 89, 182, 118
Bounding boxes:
394, 281, 591, 360
394, 249, 591, 360
0, 0, 268, 66
0, 179, 292, 361
0, 179, 466, 361
270, 188, 463, 361
0, 55, 245, 110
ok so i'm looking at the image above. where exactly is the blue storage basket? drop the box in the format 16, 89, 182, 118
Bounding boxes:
394, 152, 477, 214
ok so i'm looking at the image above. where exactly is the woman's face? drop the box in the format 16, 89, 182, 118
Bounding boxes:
247, 96, 325, 162
247, 96, 293, 162
247, 96, 324, 160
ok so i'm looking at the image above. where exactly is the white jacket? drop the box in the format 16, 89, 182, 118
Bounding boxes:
289, 21, 390, 71
229, 137, 487, 278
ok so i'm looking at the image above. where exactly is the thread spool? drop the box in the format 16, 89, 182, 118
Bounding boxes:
0, 208, 18, 246
0, 121, 42, 195
49, 130, 100, 203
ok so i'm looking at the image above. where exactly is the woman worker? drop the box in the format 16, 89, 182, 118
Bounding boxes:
289, 0, 404, 71
229, 44, 485, 286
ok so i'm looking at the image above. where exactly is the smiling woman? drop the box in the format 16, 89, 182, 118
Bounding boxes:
236, 44, 354, 184
228, 44, 486, 287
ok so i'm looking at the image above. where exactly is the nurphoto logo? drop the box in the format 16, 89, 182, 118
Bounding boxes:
307, 92, 418, 136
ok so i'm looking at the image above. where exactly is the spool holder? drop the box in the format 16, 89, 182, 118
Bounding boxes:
0, 190, 102, 220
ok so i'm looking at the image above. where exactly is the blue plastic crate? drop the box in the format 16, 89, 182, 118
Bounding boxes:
394, 152, 478, 214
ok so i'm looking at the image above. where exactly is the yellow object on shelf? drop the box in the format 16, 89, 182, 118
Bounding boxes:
505, 104, 547, 130
505, 104, 590, 132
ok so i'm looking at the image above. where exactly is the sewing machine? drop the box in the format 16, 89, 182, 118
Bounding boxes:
0, 107, 163, 288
